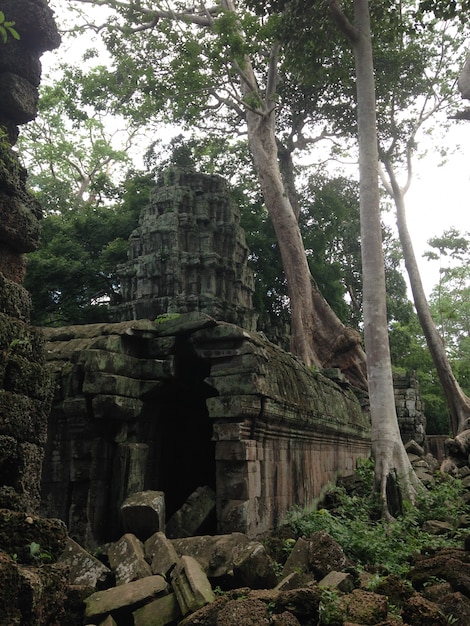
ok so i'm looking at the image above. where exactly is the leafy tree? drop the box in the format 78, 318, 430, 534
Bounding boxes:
18, 76, 138, 213
375, 14, 470, 436
60, 0, 369, 388
25, 173, 153, 325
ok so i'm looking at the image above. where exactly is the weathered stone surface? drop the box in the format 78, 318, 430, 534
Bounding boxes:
282, 538, 311, 578
402, 593, 447, 626
133, 592, 181, 626
0, 509, 67, 563
16, 562, 68, 626
393, 372, 426, 446
0, 551, 21, 625
108, 533, 152, 585
122, 491, 166, 541
308, 531, 352, 580
59, 537, 112, 588
166, 486, 216, 539
145, 531, 181, 578
232, 540, 278, 589
0, 73, 38, 123
338, 588, 388, 625
171, 532, 249, 579
41, 315, 371, 546
84, 575, 168, 618
113, 168, 257, 332
214, 597, 270, 625
171, 555, 215, 616
408, 550, 470, 596
319, 570, 355, 593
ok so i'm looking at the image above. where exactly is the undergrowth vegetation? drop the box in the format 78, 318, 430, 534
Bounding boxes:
284, 459, 468, 576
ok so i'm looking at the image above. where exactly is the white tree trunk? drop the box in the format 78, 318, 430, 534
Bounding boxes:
351, 0, 419, 512
384, 165, 470, 436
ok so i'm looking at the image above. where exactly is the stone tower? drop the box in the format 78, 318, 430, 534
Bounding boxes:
113, 167, 257, 330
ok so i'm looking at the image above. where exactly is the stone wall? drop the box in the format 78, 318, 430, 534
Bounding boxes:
0, 0, 60, 514
393, 372, 426, 447
113, 167, 257, 331
41, 314, 371, 547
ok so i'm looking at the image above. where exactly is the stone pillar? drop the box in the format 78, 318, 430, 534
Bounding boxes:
113, 167, 257, 330
0, 0, 60, 513
393, 372, 426, 447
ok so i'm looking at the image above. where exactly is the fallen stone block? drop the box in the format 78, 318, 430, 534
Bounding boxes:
84, 575, 168, 620
308, 531, 352, 579
338, 588, 388, 625
133, 592, 181, 626
282, 537, 310, 577
58, 537, 112, 589
171, 555, 215, 616
318, 571, 355, 593
166, 485, 216, 539
108, 533, 152, 585
145, 531, 181, 578
121, 490, 166, 541
232, 541, 278, 589
171, 532, 250, 580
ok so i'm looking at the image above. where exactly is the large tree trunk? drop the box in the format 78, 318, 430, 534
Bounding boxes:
331, 0, 420, 513
384, 162, 470, 436
245, 100, 368, 387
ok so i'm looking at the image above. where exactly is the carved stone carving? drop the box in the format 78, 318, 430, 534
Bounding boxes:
113, 167, 257, 331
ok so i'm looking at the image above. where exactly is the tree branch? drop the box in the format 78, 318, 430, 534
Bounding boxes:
327, 0, 359, 44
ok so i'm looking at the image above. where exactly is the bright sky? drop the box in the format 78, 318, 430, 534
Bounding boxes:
40, 2, 470, 300
400, 123, 470, 296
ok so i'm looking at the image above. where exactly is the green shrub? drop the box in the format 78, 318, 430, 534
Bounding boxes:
285, 463, 468, 576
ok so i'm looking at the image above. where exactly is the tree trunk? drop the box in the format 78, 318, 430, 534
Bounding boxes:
335, 0, 420, 512
246, 109, 320, 366
220, 0, 369, 386
384, 162, 470, 436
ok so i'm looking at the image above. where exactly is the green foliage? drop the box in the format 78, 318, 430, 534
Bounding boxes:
285, 464, 467, 576
29, 542, 53, 563
0, 11, 19, 43
319, 588, 342, 626
25, 173, 153, 326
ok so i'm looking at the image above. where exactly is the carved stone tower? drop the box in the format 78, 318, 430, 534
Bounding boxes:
113, 167, 257, 330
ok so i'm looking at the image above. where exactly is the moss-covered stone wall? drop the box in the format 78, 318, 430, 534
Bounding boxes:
0, 0, 60, 514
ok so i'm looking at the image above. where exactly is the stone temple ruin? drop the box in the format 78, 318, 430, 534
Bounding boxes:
40, 168, 374, 548
0, 0, 427, 555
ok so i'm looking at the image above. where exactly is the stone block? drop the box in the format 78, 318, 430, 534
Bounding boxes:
91, 394, 144, 420
133, 592, 181, 626
58, 537, 112, 589
282, 537, 310, 578
84, 575, 168, 619
206, 394, 261, 420
171, 533, 250, 579
16, 562, 69, 625
108, 533, 152, 585
120, 490, 165, 542
318, 571, 355, 593
171, 555, 215, 616
145, 531, 181, 578
166, 486, 216, 539
232, 541, 278, 589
